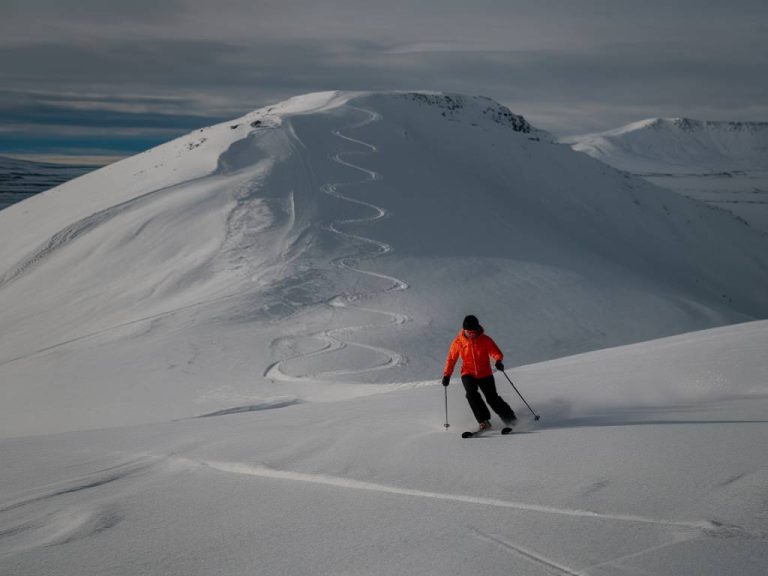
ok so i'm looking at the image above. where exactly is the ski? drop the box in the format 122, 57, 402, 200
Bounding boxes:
461, 426, 513, 438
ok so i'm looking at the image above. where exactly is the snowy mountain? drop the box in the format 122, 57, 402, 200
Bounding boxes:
564, 119, 768, 234
1, 91, 767, 575
0, 155, 93, 211
564, 118, 768, 175
1, 91, 768, 436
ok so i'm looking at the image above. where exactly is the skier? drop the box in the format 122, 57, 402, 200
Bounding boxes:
442, 315, 516, 433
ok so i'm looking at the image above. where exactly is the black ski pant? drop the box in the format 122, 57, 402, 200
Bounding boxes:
461, 374, 516, 424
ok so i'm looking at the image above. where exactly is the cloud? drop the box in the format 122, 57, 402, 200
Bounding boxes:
0, 87, 230, 158
0, 0, 766, 154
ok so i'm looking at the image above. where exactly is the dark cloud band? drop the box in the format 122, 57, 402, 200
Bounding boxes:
0, 0, 765, 156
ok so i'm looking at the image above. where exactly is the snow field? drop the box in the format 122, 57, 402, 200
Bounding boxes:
1, 320, 767, 575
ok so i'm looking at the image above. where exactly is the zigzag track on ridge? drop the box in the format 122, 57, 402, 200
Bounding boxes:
265, 106, 410, 383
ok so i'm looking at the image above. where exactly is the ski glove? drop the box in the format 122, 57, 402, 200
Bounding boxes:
442, 376, 450, 386
495, 361, 504, 371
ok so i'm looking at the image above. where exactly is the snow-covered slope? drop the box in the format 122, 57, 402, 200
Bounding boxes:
565, 118, 768, 174
2, 320, 767, 575
1, 91, 768, 437
564, 119, 768, 234
0, 156, 93, 211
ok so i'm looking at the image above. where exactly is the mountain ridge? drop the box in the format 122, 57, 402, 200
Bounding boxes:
565, 116, 768, 174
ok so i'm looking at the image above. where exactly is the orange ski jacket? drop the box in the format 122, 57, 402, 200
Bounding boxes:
444, 330, 503, 379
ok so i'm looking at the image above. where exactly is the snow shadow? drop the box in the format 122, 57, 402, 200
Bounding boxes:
195, 398, 301, 418
530, 398, 768, 430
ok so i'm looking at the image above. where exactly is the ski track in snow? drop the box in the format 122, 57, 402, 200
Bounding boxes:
265, 107, 410, 383
198, 459, 740, 576
473, 529, 583, 576
199, 459, 713, 533
0, 452, 748, 564
473, 528, 703, 576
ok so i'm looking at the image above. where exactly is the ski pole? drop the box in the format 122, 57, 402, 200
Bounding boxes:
443, 385, 450, 429
500, 370, 540, 421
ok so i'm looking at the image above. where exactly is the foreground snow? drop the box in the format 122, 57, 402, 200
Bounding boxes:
1, 320, 767, 575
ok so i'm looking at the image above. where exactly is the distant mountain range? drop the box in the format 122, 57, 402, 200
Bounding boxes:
0, 155, 94, 210
564, 118, 768, 174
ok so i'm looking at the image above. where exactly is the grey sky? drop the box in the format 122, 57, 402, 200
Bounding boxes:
2, 0, 766, 159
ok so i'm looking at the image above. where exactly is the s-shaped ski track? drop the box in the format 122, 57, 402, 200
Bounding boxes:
265, 107, 410, 383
